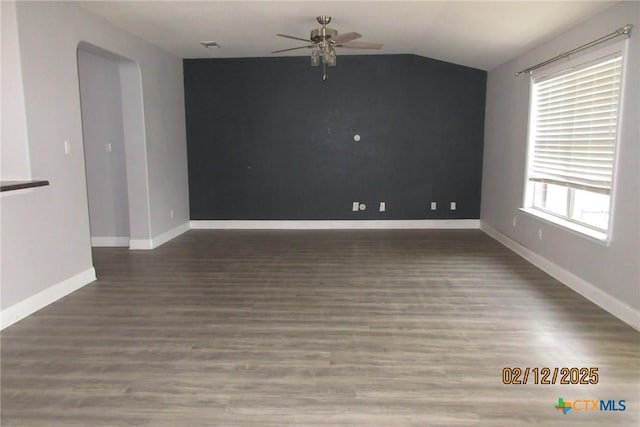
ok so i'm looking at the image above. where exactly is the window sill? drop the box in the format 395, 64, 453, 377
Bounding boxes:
519, 208, 610, 246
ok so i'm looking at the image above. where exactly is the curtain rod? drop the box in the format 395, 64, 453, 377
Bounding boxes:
515, 24, 633, 76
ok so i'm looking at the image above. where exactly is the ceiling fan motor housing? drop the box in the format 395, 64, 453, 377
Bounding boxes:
310, 27, 338, 43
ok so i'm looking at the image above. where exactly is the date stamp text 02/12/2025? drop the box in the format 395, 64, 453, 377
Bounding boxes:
502, 367, 599, 385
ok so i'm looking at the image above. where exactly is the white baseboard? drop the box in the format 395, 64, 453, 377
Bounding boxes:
91, 236, 129, 247
128, 238, 153, 250
129, 222, 190, 250
481, 222, 640, 331
0, 267, 97, 330
190, 219, 481, 230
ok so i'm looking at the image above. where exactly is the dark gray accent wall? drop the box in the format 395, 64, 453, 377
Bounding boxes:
184, 54, 486, 220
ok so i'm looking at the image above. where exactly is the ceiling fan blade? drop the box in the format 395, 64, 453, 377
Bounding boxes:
272, 45, 314, 54
330, 32, 362, 44
336, 41, 383, 50
277, 34, 312, 43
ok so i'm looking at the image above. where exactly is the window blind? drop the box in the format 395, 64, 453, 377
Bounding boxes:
529, 54, 622, 194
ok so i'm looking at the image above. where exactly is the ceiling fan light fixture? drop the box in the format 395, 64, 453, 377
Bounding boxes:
311, 49, 320, 66
323, 49, 337, 67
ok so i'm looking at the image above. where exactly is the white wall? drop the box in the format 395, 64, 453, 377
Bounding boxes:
1, 1, 31, 180
1, 1, 189, 325
482, 2, 639, 320
77, 49, 130, 241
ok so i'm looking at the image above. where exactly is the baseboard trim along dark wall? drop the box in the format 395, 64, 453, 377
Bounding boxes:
184, 54, 486, 220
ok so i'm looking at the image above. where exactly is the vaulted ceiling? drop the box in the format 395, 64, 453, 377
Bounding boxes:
79, 1, 616, 70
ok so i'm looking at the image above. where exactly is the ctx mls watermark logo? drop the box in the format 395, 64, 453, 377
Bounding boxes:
555, 397, 573, 415
555, 397, 626, 415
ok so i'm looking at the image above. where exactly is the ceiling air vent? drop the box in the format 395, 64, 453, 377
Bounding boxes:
200, 41, 221, 49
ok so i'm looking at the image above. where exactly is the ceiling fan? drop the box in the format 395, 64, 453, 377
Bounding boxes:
273, 16, 383, 81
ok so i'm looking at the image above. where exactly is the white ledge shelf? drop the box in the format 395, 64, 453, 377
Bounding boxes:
0, 180, 50, 192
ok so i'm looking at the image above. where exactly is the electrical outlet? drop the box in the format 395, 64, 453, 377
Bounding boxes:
105, 143, 112, 153
379, 202, 386, 212
352, 202, 359, 212
450, 201, 457, 211
359, 203, 366, 211
430, 201, 437, 211
64, 140, 71, 155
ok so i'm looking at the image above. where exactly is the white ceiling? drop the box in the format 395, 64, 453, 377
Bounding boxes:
78, 1, 617, 70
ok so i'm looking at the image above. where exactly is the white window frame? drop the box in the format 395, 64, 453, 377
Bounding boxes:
522, 40, 629, 243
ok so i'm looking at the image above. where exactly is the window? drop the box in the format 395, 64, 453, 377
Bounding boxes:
525, 46, 625, 239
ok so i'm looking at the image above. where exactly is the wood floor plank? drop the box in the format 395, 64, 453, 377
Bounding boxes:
2, 230, 638, 426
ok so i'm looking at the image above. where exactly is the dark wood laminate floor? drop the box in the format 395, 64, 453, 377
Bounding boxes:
2, 230, 639, 426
